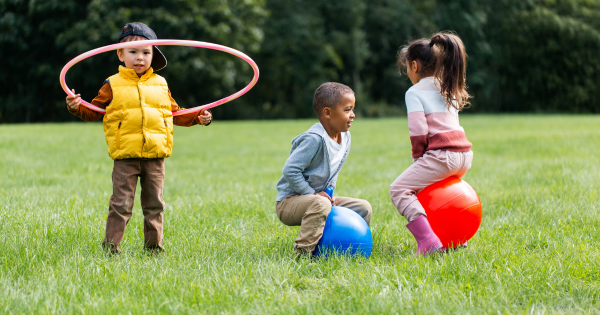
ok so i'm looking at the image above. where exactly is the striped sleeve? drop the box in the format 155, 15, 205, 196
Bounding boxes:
405, 89, 428, 159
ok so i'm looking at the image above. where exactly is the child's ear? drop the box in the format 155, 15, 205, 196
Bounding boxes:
322, 107, 331, 119
411, 60, 419, 73
117, 49, 124, 62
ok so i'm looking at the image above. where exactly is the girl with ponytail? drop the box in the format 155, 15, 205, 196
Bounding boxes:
390, 32, 473, 255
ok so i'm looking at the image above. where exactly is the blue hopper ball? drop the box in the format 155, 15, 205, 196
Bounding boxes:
313, 206, 373, 258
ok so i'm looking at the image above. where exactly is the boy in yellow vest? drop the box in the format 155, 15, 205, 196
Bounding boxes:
66, 23, 212, 253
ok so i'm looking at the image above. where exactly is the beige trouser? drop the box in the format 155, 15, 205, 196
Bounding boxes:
276, 195, 372, 254
103, 158, 166, 253
390, 150, 473, 222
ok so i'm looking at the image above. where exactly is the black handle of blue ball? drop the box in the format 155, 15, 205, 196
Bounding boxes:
325, 187, 334, 199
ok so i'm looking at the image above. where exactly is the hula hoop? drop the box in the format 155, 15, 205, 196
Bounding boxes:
60, 39, 259, 116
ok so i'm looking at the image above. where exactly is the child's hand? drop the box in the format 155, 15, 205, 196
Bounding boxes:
199, 110, 212, 126
314, 191, 334, 205
66, 89, 81, 110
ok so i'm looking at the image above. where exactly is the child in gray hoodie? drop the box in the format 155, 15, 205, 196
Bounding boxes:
275, 82, 372, 256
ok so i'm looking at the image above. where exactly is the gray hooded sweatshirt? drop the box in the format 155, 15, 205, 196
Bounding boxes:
276, 123, 351, 201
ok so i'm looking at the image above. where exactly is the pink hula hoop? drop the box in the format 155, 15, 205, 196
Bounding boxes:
60, 39, 259, 116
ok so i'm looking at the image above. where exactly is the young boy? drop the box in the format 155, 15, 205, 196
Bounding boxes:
66, 22, 212, 253
275, 82, 372, 256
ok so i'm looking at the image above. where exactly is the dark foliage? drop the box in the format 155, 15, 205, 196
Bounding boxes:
1, 0, 599, 123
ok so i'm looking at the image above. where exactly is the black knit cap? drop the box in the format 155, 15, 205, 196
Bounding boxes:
119, 22, 167, 71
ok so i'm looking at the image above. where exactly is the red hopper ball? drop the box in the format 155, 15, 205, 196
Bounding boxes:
416, 176, 482, 248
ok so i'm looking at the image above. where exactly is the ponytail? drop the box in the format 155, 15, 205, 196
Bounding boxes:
430, 32, 470, 110
397, 31, 471, 111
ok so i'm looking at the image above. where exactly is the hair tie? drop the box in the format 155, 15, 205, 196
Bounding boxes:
429, 41, 434, 47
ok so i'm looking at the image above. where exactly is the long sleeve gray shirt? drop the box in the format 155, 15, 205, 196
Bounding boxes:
276, 123, 351, 201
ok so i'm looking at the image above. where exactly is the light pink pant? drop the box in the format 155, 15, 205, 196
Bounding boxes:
390, 150, 473, 222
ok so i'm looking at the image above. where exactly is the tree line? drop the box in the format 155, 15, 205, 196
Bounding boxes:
1, 0, 599, 123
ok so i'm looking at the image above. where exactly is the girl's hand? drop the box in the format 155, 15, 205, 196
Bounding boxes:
66, 89, 81, 110
199, 110, 212, 126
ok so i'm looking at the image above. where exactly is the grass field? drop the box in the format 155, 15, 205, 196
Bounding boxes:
1, 115, 599, 314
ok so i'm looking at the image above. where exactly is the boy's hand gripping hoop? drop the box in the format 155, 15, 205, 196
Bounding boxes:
59, 40, 260, 116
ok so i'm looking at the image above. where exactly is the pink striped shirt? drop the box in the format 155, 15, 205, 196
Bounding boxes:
405, 77, 472, 159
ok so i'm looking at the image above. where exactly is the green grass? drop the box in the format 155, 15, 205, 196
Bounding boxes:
1, 115, 599, 314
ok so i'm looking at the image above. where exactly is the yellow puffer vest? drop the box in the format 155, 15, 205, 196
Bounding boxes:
103, 66, 173, 160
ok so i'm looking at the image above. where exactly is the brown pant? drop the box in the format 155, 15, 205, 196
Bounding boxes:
103, 158, 166, 253
276, 195, 372, 254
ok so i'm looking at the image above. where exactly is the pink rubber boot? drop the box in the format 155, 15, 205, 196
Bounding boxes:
406, 215, 443, 255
